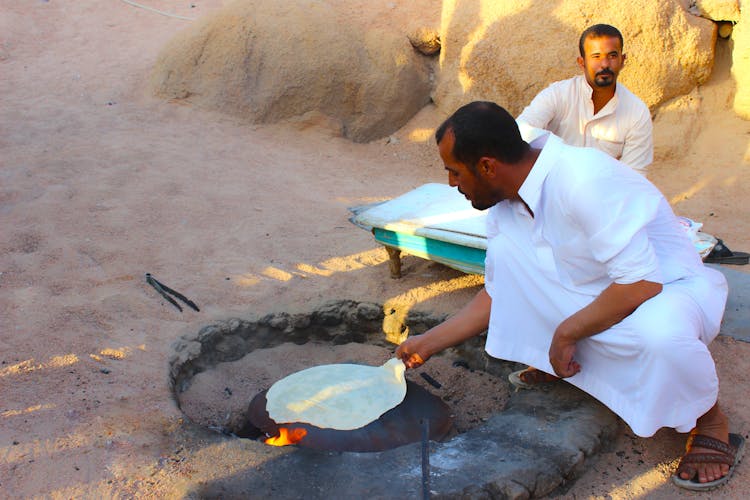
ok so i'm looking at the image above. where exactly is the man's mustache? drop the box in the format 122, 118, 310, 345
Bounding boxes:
596, 69, 615, 77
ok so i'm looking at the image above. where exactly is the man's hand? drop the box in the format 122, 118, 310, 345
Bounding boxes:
395, 288, 492, 370
549, 326, 581, 378
547, 280, 662, 377
395, 335, 428, 369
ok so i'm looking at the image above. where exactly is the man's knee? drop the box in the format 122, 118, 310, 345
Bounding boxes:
625, 291, 705, 352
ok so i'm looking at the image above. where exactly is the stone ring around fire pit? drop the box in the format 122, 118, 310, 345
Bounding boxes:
169, 300, 620, 499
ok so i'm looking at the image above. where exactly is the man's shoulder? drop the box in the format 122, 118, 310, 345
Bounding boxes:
551, 139, 628, 180
615, 82, 649, 110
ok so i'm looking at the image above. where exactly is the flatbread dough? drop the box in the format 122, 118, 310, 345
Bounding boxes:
266, 358, 407, 430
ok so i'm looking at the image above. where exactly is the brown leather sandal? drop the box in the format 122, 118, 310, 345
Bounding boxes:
672, 433, 745, 491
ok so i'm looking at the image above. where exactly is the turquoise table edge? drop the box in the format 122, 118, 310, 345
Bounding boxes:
373, 228, 486, 276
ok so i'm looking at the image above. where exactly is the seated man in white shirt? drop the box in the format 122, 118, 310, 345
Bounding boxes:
516, 23, 653, 172
513, 22, 748, 391
396, 101, 742, 491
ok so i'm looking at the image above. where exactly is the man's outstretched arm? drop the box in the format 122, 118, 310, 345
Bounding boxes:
396, 287, 492, 368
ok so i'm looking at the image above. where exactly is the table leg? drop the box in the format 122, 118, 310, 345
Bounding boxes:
385, 246, 402, 279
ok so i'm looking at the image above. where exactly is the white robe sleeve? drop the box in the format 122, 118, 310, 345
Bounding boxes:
619, 106, 653, 172
564, 172, 663, 284
516, 84, 560, 131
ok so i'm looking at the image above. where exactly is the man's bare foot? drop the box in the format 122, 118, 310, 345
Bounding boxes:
676, 403, 731, 484
508, 366, 560, 390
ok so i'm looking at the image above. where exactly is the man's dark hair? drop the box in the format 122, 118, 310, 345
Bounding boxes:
578, 24, 623, 57
435, 101, 528, 170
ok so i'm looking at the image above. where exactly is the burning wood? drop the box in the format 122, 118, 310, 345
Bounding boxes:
265, 427, 308, 446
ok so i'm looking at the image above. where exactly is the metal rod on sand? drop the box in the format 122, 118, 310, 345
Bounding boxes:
421, 418, 430, 499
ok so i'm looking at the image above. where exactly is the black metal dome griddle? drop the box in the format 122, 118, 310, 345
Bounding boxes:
245, 380, 454, 452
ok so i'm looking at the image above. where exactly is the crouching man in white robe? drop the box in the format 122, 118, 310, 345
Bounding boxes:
396, 101, 743, 491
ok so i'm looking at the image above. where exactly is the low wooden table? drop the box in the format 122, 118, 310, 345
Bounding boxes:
351, 183, 717, 279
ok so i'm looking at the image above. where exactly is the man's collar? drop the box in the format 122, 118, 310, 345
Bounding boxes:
578, 73, 620, 95
578, 75, 619, 115
518, 132, 561, 214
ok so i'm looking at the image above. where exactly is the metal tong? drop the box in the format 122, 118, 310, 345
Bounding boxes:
145, 273, 200, 312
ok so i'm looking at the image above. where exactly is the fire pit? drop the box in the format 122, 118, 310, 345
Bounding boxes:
169, 300, 620, 498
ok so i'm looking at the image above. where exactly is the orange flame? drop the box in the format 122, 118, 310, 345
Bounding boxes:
265, 427, 308, 446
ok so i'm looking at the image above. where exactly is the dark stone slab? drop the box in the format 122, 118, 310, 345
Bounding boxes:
188, 383, 619, 499
709, 264, 750, 343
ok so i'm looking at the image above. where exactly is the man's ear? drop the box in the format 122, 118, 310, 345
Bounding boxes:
478, 157, 495, 177
622, 53, 627, 65
576, 55, 584, 70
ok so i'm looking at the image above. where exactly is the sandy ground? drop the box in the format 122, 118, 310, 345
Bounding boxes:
1, 1, 749, 498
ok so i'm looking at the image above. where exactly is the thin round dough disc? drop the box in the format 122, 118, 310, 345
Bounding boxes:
266, 358, 407, 430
